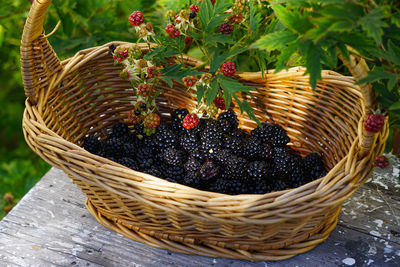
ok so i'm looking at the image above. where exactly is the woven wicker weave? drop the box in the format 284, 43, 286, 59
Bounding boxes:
21, 0, 389, 261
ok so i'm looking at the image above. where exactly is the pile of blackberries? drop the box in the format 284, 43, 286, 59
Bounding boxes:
83, 109, 326, 195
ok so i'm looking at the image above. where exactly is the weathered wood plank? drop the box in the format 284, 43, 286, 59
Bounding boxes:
0, 159, 399, 267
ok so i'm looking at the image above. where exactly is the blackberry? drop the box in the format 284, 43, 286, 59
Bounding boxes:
117, 157, 138, 170
215, 149, 232, 165
246, 177, 269, 194
122, 143, 136, 158
200, 159, 220, 180
180, 132, 199, 154
225, 155, 248, 178
223, 133, 243, 155
303, 153, 326, 180
242, 136, 263, 159
111, 123, 129, 138
209, 178, 228, 194
160, 163, 185, 181
225, 178, 246, 195
259, 143, 273, 160
104, 137, 123, 157
139, 158, 154, 170
144, 166, 162, 178
133, 123, 145, 139
247, 161, 268, 179
171, 108, 189, 132
273, 147, 302, 179
200, 137, 221, 160
200, 120, 223, 140
271, 179, 288, 191
154, 126, 178, 149
163, 147, 186, 166
286, 163, 307, 187
217, 119, 231, 134
217, 109, 238, 130
252, 122, 289, 147
189, 149, 205, 162
184, 156, 201, 172
183, 171, 203, 188
136, 146, 154, 168
83, 136, 101, 154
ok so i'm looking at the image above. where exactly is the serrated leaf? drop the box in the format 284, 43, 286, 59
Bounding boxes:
356, 69, 397, 85
387, 40, 400, 65
197, 85, 206, 105
272, 5, 313, 34
210, 47, 247, 73
359, 7, 387, 44
389, 101, 400, 111
159, 76, 173, 88
233, 94, 261, 126
302, 41, 322, 90
206, 79, 219, 105
206, 13, 231, 32
249, 0, 261, 36
198, 0, 211, 29
275, 42, 298, 73
328, 20, 354, 32
218, 76, 254, 92
213, 0, 232, 14
253, 31, 297, 50
205, 34, 235, 47
337, 42, 350, 62
319, 3, 364, 20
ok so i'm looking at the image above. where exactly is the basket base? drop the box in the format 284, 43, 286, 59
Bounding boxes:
85, 198, 340, 261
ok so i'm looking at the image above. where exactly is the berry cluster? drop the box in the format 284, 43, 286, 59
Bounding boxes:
83, 109, 327, 195
373, 156, 390, 169
220, 61, 236, 77
364, 113, 385, 133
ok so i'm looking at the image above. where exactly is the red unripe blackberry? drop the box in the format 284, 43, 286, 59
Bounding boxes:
147, 66, 161, 78
182, 114, 200, 129
373, 156, 389, 169
129, 11, 144, 26
219, 22, 234, 35
185, 35, 192, 46
143, 113, 161, 129
229, 14, 243, 24
165, 24, 175, 34
364, 113, 385, 133
137, 83, 152, 96
220, 61, 236, 77
128, 109, 142, 124
182, 76, 197, 87
190, 5, 200, 13
214, 97, 226, 110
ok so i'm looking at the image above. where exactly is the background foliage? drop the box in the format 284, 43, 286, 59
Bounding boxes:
0, 0, 398, 219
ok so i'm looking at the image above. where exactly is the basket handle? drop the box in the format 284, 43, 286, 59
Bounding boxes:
21, 0, 61, 104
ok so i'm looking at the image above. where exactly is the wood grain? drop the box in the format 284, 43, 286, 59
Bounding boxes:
0, 160, 399, 266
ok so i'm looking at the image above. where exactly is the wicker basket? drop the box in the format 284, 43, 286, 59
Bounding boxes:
21, 0, 388, 261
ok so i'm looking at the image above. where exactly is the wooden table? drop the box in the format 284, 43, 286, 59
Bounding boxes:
0, 160, 399, 267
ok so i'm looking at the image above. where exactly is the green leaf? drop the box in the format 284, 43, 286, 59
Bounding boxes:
0, 25, 4, 47
213, 0, 231, 14
198, 0, 212, 29
302, 41, 322, 89
275, 42, 298, 73
359, 7, 387, 44
337, 42, 350, 62
206, 79, 219, 105
272, 5, 313, 34
209, 47, 247, 73
233, 94, 261, 126
197, 85, 206, 105
218, 76, 253, 108
319, 3, 364, 20
253, 31, 297, 50
205, 34, 235, 47
387, 40, 400, 65
357, 69, 397, 86
249, 0, 261, 37
206, 14, 231, 32
389, 101, 400, 111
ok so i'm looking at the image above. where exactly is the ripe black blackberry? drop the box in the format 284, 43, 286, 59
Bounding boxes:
200, 120, 223, 140
200, 137, 221, 160
135, 146, 154, 168
163, 147, 186, 166
222, 133, 244, 155
273, 147, 302, 179
200, 159, 220, 180
303, 153, 326, 179
104, 137, 123, 157
247, 161, 268, 179
154, 126, 178, 149
225, 155, 248, 178
122, 143, 136, 158
133, 123, 145, 138
242, 136, 263, 159
144, 166, 162, 178
184, 156, 201, 172
111, 122, 129, 138
225, 178, 246, 195
217, 119, 231, 134
117, 157, 138, 170
286, 163, 306, 187
171, 108, 189, 132
83, 136, 101, 154
183, 171, 203, 189
246, 177, 269, 194
251, 122, 289, 147
217, 109, 238, 130
180, 132, 199, 154
208, 178, 228, 194
259, 143, 273, 160
271, 179, 288, 191
215, 149, 232, 165
160, 163, 185, 182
